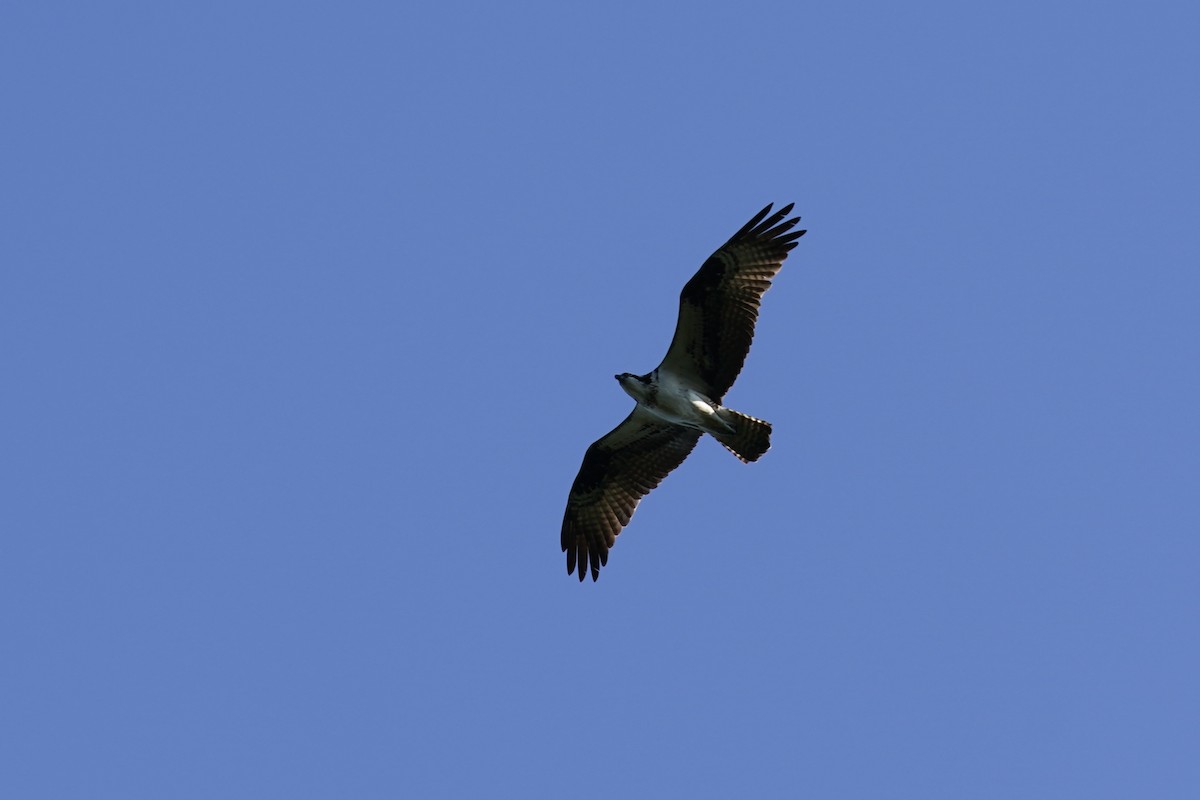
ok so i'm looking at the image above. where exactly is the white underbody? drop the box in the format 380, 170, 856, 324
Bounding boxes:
620, 369, 735, 435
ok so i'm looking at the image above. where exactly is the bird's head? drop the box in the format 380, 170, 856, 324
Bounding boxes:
615, 372, 652, 401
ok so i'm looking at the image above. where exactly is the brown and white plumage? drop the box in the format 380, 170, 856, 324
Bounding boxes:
561, 203, 805, 581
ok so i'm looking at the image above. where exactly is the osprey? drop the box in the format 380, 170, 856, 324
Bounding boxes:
562, 203, 805, 581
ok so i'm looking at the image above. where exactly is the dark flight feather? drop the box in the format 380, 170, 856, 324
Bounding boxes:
660, 203, 805, 401
561, 408, 702, 581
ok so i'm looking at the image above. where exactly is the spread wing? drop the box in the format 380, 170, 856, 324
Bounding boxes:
561, 407, 703, 582
658, 203, 805, 401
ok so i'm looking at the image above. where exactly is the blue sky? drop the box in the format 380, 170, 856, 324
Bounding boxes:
3, 2, 1198, 797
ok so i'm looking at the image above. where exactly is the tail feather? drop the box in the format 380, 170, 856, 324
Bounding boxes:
712, 410, 772, 463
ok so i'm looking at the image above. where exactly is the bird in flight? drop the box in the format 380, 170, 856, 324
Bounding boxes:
561, 203, 805, 581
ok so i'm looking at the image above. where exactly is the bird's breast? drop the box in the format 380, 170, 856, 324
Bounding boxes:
636, 373, 722, 431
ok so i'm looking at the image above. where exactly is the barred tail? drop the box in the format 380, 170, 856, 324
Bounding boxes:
713, 410, 772, 463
